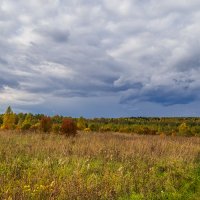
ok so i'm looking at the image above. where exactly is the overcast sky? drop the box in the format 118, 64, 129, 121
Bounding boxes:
0, 0, 200, 117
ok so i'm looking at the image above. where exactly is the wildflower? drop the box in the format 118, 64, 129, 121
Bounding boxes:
23, 185, 30, 189
50, 181, 55, 187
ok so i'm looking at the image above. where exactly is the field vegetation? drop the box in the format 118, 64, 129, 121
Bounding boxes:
0, 131, 199, 199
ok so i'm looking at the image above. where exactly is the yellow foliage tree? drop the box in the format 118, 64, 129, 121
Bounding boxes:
77, 117, 87, 130
21, 113, 32, 131
1, 106, 16, 130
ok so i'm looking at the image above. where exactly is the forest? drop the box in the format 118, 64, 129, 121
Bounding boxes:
1, 106, 200, 137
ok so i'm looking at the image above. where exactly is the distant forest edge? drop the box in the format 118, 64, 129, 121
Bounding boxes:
1, 106, 200, 137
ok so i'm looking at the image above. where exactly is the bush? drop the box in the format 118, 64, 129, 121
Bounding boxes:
40, 116, 52, 133
21, 123, 31, 131
84, 127, 91, 133
77, 117, 88, 130
30, 123, 40, 132
178, 123, 192, 136
61, 118, 77, 137
119, 126, 131, 133
89, 123, 99, 132
52, 124, 61, 134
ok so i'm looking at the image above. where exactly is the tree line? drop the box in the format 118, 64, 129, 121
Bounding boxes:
0, 106, 77, 136
0, 106, 200, 136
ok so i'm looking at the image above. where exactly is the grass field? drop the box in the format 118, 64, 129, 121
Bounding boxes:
0, 131, 199, 200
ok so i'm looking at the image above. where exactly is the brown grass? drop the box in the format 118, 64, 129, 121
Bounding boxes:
0, 131, 199, 199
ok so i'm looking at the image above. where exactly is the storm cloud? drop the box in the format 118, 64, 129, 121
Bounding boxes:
0, 0, 200, 116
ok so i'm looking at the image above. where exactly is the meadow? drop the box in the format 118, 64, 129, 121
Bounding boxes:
0, 131, 199, 200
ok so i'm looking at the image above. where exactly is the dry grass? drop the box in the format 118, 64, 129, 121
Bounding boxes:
0, 131, 199, 199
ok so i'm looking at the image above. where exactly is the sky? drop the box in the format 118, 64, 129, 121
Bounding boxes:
0, 0, 200, 117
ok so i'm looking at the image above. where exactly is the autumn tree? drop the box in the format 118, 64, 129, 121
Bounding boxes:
77, 117, 88, 130
1, 106, 16, 130
40, 116, 52, 133
21, 113, 33, 131
61, 118, 77, 137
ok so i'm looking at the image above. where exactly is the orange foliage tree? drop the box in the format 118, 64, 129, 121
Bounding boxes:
61, 118, 77, 137
40, 116, 52, 133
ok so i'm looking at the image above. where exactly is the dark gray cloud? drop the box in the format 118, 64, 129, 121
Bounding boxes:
0, 0, 200, 116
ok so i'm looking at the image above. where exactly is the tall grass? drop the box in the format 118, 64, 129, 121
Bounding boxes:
0, 131, 199, 199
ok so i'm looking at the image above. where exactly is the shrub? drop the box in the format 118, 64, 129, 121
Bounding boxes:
99, 125, 112, 132
40, 116, 52, 133
52, 124, 61, 134
30, 123, 40, 132
178, 123, 192, 136
21, 123, 31, 131
77, 117, 88, 130
89, 123, 99, 132
84, 127, 91, 133
119, 126, 131, 133
61, 118, 77, 137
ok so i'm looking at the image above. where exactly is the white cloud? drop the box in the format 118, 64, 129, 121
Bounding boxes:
0, 86, 44, 105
